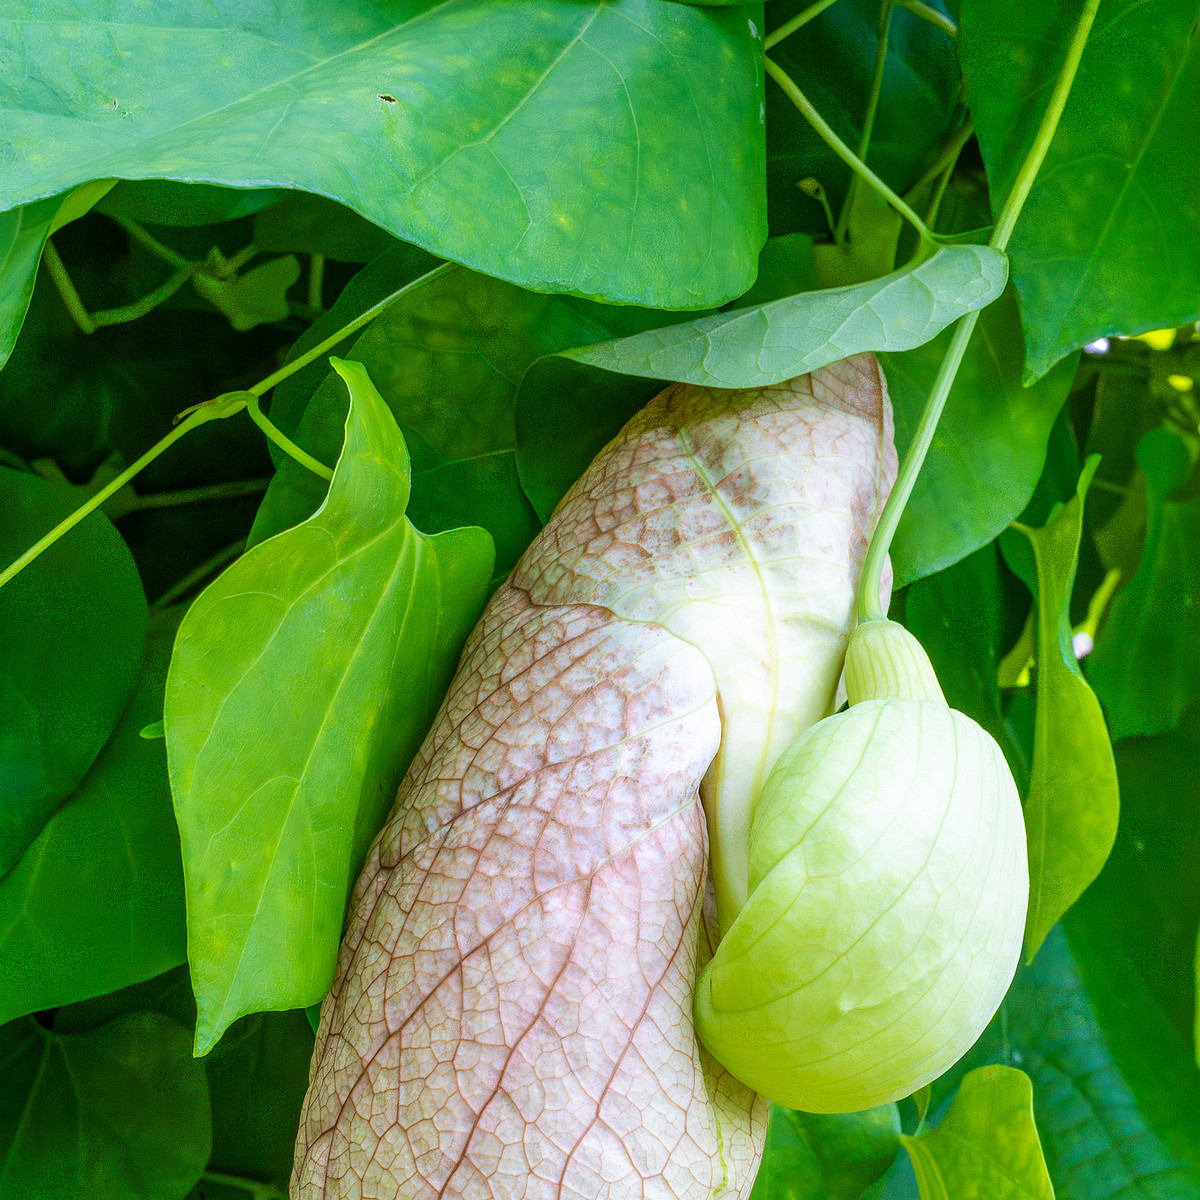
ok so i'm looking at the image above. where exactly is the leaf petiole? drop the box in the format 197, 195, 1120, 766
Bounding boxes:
762, 0, 842, 51
897, 0, 956, 39
764, 57, 936, 246
855, 0, 1102, 623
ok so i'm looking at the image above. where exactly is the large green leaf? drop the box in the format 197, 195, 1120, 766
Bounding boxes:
950, 918, 1200, 1200
765, 0, 960, 238
0, 1011, 210, 1200
1089, 429, 1200, 740
562, 244, 1006, 388
251, 254, 676, 573
2, 0, 766, 311
902, 1066, 1053, 1200
752, 1106, 902, 1200
0, 467, 147, 875
883, 285, 1076, 585
1004, 459, 1119, 958
960, 0, 1200, 380
165, 360, 493, 1052
0, 611, 186, 1025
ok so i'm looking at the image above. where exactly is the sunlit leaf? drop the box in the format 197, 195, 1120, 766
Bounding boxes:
1003, 458, 1119, 959
0, 611, 186, 1024
1, 0, 766, 310
902, 1066, 1052, 1200
165, 359, 493, 1052
0, 1011, 210, 1200
561, 245, 1006, 389
960, 0, 1200, 380
0, 466, 147, 875
1089, 428, 1200, 739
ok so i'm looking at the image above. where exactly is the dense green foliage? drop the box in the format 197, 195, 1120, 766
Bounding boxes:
1, 1, 1198, 1197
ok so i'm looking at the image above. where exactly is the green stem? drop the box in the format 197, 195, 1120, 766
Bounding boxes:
248, 261, 454, 398
150, 539, 246, 614
763, 0, 841, 51
0, 395, 245, 591
245, 394, 334, 481
764, 57, 935, 244
855, 0, 1101, 623
896, 0, 956, 38
129, 478, 272, 511
111, 215, 192, 270
906, 118, 975, 210
91, 268, 192, 328
199, 1170, 285, 1199
835, 0, 895, 242
42, 240, 96, 334
308, 252, 326, 311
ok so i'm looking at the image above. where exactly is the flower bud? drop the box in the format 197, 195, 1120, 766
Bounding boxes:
695, 623, 1027, 1112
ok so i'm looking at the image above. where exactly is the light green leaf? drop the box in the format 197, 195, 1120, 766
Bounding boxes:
1089, 428, 1200, 739
0, 611, 186, 1025
561, 244, 1007, 388
0, 1011, 210, 1200
2, 0, 765, 310
902, 1066, 1053, 1200
0, 467, 148, 875
960, 0, 1200, 380
1006, 458, 1119, 959
165, 359, 493, 1052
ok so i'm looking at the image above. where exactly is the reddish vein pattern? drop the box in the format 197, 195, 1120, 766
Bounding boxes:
293, 356, 895, 1199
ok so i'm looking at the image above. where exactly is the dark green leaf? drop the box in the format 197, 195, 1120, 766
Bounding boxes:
205, 1009, 315, 1187
254, 192, 401, 263
884, 286, 1076, 586
562, 245, 1006, 389
2, 0, 766, 309
95, 180, 285, 227
166, 360, 493, 1051
0, 467, 147, 874
0, 1011, 210, 1200
766, 0, 960, 238
960, 0, 1200, 379
951, 918, 1200, 1199
252, 254, 669, 574
902, 1066, 1052, 1200
1004, 459, 1119, 957
1089, 429, 1200, 739
0, 610, 186, 1025
905, 544, 1029, 790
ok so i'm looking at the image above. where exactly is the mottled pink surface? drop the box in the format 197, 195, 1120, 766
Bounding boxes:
293, 356, 896, 1199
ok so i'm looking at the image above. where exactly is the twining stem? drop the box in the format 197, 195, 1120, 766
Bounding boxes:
897, 0, 956, 38
855, 0, 1102, 623
834, 0, 895, 242
111, 215, 192, 270
764, 57, 935, 244
0, 396, 245, 591
763, 0, 841, 51
0, 260, 455, 591
42, 241, 96, 334
906, 118, 976, 209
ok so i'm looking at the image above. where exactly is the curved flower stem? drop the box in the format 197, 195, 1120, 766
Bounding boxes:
855, 0, 1102, 623
764, 57, 935, 245
245, 394, 334, 481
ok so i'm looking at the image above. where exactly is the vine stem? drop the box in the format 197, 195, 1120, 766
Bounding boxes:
764, 57, 935, 244
897, 0, 956, 39
0, 261, 455, 591
0, 396, 244, 591
763, 0, 841, 51
855, 0, 1102, 623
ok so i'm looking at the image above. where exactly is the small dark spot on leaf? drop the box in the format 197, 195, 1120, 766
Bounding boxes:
378, 94, 397, 104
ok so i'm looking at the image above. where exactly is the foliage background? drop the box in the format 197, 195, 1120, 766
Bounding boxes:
1, 0, 1198, 1197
